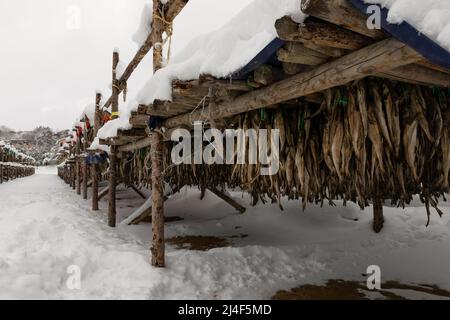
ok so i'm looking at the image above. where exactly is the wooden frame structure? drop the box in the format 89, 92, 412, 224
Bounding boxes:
57, 0, 450, 267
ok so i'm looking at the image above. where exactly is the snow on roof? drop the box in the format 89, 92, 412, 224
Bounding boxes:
80, 103, 95, 123
132, 2, 153, 47
365, 0, 450, 51
136, 0, 304, 106
94, 0, 304, 141
0, 142, 36, 163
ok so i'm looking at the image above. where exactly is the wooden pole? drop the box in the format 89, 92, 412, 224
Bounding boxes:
209, 187, 246, 214
92, 92, 102, 211
108, 145, 117, 227
107, 50, 120, 226
300, 0, 385, 39
150, 131, 165, 267
82, 119, 88, 200
111, 50, 120, 120
150, 0, 166, 268
373, 198, 384, 233
76, 139, 81, 195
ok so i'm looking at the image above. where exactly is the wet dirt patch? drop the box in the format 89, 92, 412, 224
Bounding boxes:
141, 216, 184, 224
167, 236, 230, 251
272, 279, 450, 300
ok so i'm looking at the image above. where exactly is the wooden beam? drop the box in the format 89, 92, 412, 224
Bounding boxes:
119, 137, 152, 152
377, 64, 450, 87
150, 131, 165, 267
209, 187, 246, 214
301, 0, 385, 39
102, 0, 189, 110
165, 0, 188, 22
165, 38, 421, 128
277, 42, 329, 65
416, 59, 450, 75
98, 186, 109, 201
276, 16, 372, 50
82, 157, 88, 200
151, 0, 166, 268
108, 146, 117, 227
128, 183, 147, 199
302, 42, 346, 58
373, 198, 384, 233
129, 114, 150, 127
111, 51, 120, 119
173, 78, 252, 92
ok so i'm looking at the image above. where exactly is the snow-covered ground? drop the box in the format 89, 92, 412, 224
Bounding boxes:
0, 168, 450, 299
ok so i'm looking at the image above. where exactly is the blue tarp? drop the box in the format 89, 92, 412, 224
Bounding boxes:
228, 38, 285, 80
86, 152, 108, 165
350, 0, 450, 70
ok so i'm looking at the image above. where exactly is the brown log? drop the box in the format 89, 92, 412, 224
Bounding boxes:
101, 0, 189, 110
276, 16, 372, 50
108, 146, 117, 227
301, 0, 385, 39
152, 1, 165, 72
111, 51, 120, 119
209, 187, 246, 214
91, 164, 99, 211
417, 59, 450, 75
128, 183, 147, 199
302, 42, 346, 58
377, 64, 450, 87
373, 198, 384, 233
150, 132, 165, 267
277, 42, 329, 65
98, 186, 109, 200
94, 93, 102, 136
165, 38, 421, 128
82, 157, 88, 200
282, 62, 308, 75
76, 158, 81, 195
150, 0, 166, 268
119, 137, 153, 153
165, 0, 189, 22
129, 114, 150, 127
254, 65, 284, 86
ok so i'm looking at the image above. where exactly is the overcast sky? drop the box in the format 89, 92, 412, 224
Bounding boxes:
0, 0, 253, 131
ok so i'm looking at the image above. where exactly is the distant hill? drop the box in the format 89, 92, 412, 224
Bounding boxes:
0, 126, 70, 165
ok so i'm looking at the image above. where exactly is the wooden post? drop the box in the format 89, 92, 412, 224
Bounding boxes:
92, 92, 102, 211
76, 135, 81, 195
71, 164, 76, 190
373, 198, 384, 233
82, 115, 88, 199
111, 51, 120, 120
108, 145, 117, 227
150, 0, 166, 268
107, 49, 120, 226
150, 131, 165, 267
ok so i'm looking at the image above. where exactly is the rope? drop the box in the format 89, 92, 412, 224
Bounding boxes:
153, 8, 174, 65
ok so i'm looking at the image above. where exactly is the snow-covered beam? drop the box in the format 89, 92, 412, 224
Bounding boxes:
164, 38, 422, 128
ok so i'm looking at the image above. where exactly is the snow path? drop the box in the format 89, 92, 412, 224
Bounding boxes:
1, 168, 450, 299
0, 169, 323, 299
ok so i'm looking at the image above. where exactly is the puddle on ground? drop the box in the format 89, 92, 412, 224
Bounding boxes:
272, 280, 450, 300
167, 236, 230, 251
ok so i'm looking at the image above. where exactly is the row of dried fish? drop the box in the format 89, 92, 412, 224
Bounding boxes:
162, 80, 449, 224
